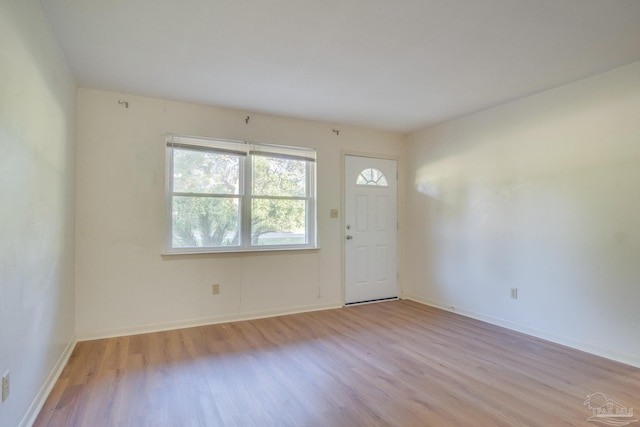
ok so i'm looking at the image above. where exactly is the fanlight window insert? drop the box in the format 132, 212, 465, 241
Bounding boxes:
356, 168, 388, 187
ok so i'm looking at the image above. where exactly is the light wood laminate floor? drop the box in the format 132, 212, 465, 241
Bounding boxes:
34, 300, 640, 426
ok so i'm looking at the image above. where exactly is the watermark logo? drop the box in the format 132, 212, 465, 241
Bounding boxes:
584, 392, 638, 426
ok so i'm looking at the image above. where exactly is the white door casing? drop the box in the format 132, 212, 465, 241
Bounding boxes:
345, 155, 398, 304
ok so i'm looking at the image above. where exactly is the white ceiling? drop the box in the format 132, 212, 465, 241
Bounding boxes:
40, 0, 640, 133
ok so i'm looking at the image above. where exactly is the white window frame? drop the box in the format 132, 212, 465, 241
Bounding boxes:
164, 134, 317, 254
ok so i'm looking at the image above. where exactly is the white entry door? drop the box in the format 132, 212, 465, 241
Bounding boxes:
345, 155, 398, 304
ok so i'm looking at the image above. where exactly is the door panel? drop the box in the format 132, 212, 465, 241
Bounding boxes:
377, 196, 388, 230
356, 195, 368, 231
345, 156, 398, 304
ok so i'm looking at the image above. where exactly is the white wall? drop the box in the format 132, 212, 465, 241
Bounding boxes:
75, 89, 405, 339
406, 62, 640, 367
0, 1, 77, 426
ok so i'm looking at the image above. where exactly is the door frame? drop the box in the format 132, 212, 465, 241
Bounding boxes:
341, 151, 403, 305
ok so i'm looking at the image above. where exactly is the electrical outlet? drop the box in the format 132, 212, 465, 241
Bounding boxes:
212, 284, 220, 295
511, 288, 518, 300
2, 371, 9, 402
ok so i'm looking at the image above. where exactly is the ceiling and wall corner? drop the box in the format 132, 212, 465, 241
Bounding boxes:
39, 0, 640, 133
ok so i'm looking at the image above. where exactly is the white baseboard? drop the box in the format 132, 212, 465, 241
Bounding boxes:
77, 302, 344, 341
20, 336, 77, 427
406, 295, 640, 369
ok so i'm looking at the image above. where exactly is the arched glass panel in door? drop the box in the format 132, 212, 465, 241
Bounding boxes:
356, 168, 388, 187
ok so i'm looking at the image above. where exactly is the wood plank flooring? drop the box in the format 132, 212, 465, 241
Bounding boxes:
34, 300, 640, 426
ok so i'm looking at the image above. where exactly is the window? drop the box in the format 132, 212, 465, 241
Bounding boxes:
165, 135, 316, 253
356, 168, 388, 187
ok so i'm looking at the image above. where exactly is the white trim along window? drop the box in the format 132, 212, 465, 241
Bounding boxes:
165, 134, 317, 253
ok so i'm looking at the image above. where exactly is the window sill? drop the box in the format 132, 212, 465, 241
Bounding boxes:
161, 245, 320, 257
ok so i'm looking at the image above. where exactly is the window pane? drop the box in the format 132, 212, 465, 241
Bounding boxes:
251, 199, 306, 245
252, 156, 306, 197
356, 168, 388, 187
173, 148, 240, 194
172, 196, 239, 247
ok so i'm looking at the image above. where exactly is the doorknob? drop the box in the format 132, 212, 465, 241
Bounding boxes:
346, 235, 353, 240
